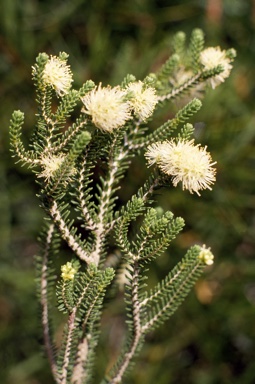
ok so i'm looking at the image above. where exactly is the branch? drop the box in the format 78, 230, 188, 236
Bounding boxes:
110, 262, 143, 384
90, 142, 130, 266
50, 200, 93, 264
40, 224, 60, 383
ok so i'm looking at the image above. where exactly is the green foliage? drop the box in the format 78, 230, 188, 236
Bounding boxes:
188, 28, 205, 73
7, 21, 238, 384
141, 245, 206, 332
56, 264, 115, 383
156, 53, 180, 83
9, 110, 37, 166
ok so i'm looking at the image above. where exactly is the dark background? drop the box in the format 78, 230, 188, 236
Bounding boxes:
0, 0, 255, 383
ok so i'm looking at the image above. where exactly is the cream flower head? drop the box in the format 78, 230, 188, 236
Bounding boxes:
42, 55, 73, 96
61, 262, 77, 280
127, 81, 158, 121
198, 245, 214, 265
145, 139, 216, 196
39, 153, 66, 181
200, 47, 232, 89
81, 84, 131, 133
38, 153, 76, 183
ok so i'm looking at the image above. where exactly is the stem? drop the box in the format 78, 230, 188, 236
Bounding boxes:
158, 73, 201, 102
141, 262, 203, 333
53, 118, 89, 153
90, 143, 129, 266
77, 155, 97, 231
50, 200, 93, 264
60, 311, 77, 384
71, 288, 104, 383
71, 334, 91, 384
139, 268, 182, 308
40, 224, 60, 383
110, 263, 143, 384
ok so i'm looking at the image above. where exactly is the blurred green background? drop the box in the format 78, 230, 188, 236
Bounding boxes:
0, 0, 255, 383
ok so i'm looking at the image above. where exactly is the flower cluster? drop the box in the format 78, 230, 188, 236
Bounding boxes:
81, 81, 158, 133
81, 84, 131, 133
42, 55, 73, 96
198, 245, 214, 266
61, 262, 77, 280
38, 153, 66, 181
126, 80, 158, 121
145, 139, 216, 196
200, 46, 233, 89
38, 153, 76, 182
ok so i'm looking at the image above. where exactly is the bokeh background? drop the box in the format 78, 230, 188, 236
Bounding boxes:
1, 0, 255, 383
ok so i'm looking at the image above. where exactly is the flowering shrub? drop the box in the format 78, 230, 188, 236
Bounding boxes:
9, 29, 235, 383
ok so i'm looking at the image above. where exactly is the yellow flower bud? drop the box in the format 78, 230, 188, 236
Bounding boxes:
61, 262, 77, 281
198, 245, 214, 266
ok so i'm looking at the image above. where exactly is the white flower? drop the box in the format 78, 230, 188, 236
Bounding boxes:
81, 84, 131, 133
38, 153, 75, 182
39, 153, 65, 181
61, 262, 77, 280
145, 139, 216, 196
42, 55, 73, 96
144, 141, 163, 166
198, 245, 214, 266
127, 81, 158, 121
200, 47, 232, 89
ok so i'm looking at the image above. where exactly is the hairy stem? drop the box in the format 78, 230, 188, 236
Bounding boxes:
158, 73, 201, 102
53, 118, 89, 153
141, 261, 203, 333
77, 155, 97, 231
110, 262, 143, 384
90, 144, 129, 266
60, 311, 77, 384
40, 224, 60, 383
71, 335, 91, 384
50, 200, 92, 264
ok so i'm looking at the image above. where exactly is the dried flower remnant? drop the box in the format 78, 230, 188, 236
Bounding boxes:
145, 139, 216, 196
127, 81, 158, 121
42, 55, 73, 96
200, 47, 233, 89
81, 84, 131, 133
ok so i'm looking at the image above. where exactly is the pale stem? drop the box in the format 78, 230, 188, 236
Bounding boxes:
60, 311, 77, 384
13, 142, 40, 166
62, 277, 105, 383
139, 269, 182, 308
53, 118, 88, 153
62, 281, 92, 384
50, 200, 93, 264
123, 119, 149, 152
90, 147, 128, 266
71, 288, 104, 383
141, 262, 203, 333
40, 224, 60, 383
77, 155, 97, 231
110, 263, 143, 384
41, 90, 56, 151
157, 73, 201, 102
71, 335, 90, 384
